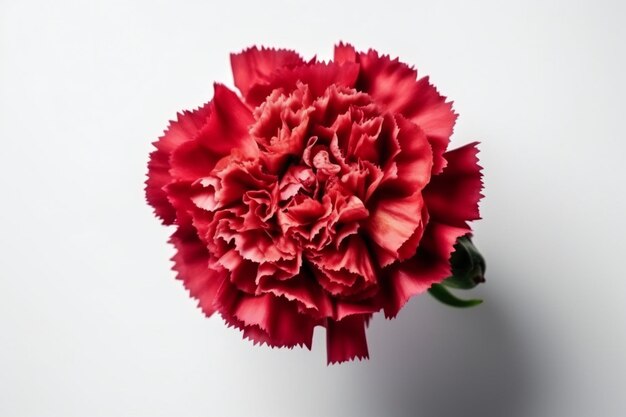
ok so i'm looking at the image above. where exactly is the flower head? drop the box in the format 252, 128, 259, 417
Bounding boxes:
146, 43, 483, 363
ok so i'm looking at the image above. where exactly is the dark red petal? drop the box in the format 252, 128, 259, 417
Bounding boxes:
381, 221, 471, 318
230, 47, 305, 96
215, 249, 258, 294
196, 84, 258, 159
423, 142, 483, 227
333, 42, 357, 64
266, 298, 316, 349
335, 300, 379, 321
396, 199, 430, 261
211, 160, 276, 209
145, 104, 212, 224
169, 222, 226, 317
313, 236, 376, 285
356, 50, 457, 174
281, 197, 326, 227
216, 298, 276, 348
326, 315, 369, 364
258, 272, 334, 319
233, 229, 298, 264
232, 293, 275, 332
346, 116, 384, 163
246, 62, 360, 106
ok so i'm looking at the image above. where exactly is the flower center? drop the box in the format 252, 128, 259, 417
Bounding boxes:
311, 148, 341, 178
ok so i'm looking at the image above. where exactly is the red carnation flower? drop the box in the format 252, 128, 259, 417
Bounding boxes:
145, 43, 484, 364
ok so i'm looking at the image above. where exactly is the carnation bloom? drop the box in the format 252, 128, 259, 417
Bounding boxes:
145, 43, 483, 364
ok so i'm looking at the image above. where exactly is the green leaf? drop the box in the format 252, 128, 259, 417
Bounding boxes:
428, 283, 483, 308
442, 235, 486, 290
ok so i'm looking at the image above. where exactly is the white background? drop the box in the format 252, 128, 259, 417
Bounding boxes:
1, 0, 625, 416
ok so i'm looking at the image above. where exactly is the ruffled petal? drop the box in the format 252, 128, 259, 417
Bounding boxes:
333, 42, 357, 65
378, 144, 483, 317
258, 272, 334, 319
424, 142, 483, 227
215, 249, 258, 294
396, 199, 430, 261
246, 62, 360, 106
168, 84, 260, 186
169, 222, 226, 317
312, 236, 376, 284
392, 115, 433, 195
231, 46, 305, 96
218, 289, 316, 349
146, 148, 176, 223
381, 221, 471, 318
335, 300, 379, 321
307, 235, 377, 299
231, 229, 299, 265
169, 140, 221, 182
168, 84, 259, 184
145, 103, 211, 224
196, 84, 258, 159
365, 191, 426, 263
354, 50, 457, 174
326, 315, 369, 364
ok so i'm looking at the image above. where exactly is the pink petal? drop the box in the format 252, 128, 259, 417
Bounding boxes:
365, 191, 426, 260
279, 165, 316, 200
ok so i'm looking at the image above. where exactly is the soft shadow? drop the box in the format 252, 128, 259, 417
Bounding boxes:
359, 294, 532, 417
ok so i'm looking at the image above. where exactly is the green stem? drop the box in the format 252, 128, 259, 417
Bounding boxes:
428, 283, 483, 308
